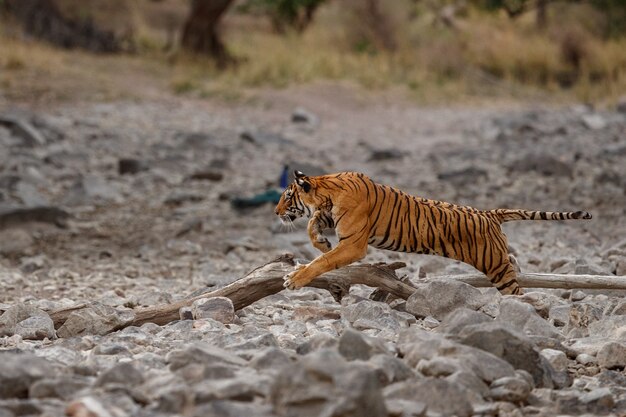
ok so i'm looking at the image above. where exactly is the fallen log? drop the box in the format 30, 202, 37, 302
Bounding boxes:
49, 254, 414, 329
439, 272, 626, 290
47, 254, 626, 333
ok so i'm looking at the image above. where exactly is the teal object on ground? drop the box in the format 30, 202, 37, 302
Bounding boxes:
231, 189, 283, 209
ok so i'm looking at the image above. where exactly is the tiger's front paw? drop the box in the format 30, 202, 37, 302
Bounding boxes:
283, 263, 307, 290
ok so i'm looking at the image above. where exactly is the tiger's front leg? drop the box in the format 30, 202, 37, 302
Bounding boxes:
283, 240, 368, 289
308, 210, 333, 253
285, 214, 369, 290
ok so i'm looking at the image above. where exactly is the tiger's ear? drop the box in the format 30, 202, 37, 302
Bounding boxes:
294, 170, 311, 193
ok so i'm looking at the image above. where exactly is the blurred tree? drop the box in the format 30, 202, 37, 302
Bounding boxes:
590, 0, 626, 38
181, 0, 234, 66
239, 0, 326, 33
3, 0, 120, 52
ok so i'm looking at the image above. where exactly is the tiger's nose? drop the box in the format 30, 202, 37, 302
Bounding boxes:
274, 208, 280, 215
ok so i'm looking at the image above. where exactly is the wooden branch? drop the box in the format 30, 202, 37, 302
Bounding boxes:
433, 272, 626, 290
47, 253, 626, 336
49, 254, 414, 330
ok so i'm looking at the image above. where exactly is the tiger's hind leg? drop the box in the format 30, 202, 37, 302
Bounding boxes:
485, 260, 523, 295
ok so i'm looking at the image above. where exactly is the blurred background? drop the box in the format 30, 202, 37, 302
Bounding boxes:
1, 0, 626, 104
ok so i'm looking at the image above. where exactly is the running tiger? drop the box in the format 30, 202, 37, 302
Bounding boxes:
274, 171, 591, 295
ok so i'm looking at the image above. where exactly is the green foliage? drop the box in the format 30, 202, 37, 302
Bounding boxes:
239, 0, 326, 33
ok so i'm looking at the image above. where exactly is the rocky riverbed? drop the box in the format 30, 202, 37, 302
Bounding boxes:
1, 87, 625, 416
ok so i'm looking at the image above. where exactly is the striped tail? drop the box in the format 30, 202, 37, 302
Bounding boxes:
489, 209, 592, 223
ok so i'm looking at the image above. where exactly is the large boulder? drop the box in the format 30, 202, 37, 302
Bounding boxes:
405, 281, 486, 320
0, 303, 55, 340
270, 349, 387, 417
0, 353, 57, 399
457, 322, 556, 388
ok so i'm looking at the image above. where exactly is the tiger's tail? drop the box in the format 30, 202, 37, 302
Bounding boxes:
489, 209, 592, 223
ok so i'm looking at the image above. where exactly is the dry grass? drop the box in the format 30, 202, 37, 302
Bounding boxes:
1, 1, 625, 106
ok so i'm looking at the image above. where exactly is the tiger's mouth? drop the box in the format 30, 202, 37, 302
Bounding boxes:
280, 214, 297, 223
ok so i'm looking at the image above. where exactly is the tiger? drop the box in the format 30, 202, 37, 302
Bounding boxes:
274, 171, 592, 295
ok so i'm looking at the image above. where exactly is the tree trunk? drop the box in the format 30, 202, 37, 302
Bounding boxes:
536, 0, 548, 30
181, 0, 234, 67
4, 0, 120, 53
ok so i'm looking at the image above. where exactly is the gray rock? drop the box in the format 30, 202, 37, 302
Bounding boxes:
240, 130, 294, 146
296, 332, 338, 355
436, 307, 492, 335
565, 302, 603, 337
416, 356, 461, 377
508, 154, 573, 177
29, 376, 90, 400
581, 113, 607, 130
166, 343, 247, 371
140, 374, 191, 414
270, 349, 387, 417
0, 229, 34, 257
405, 281, 485, 320
132, 290, 172, 307
385, 399, 426, 417
187, 169, 223, 182
496, 298, 561, 339
34, 346, 81, 366
14, 315, 56, 340
118, 158, 147, 175
617, 96, 626, 114
338, 328, 389, 361
540, 348, 568, 372
576, 353, 597, 366
556, 387, 615, 414
0, 303, 54, 339
191, 400, 275, 417
366, 354, 415, 385
66, 174, 123, 204
489, 376, 531, 403
164, 190, 204, 206
57, 303, 134, 337
597, 342, 626, 370
446, 370, 490, 399
249, 347, 292, 372
342, 299, 408, 331
96, 362, 144, 387
292, 107, 319, 126
549, 304, 571, 327
14, 181, 49, 206
176, 131, 216, 148
368, 148, 405, 161
192, 297, 235, 324
437, 166, 488, 186
194, 373, 271, 403
398, 328, 516, 384
0, 115, 46, 146
384, 378, 473, 417
458, 322, 554, 387
0, 353, 56, 399
179, 306, 193, 321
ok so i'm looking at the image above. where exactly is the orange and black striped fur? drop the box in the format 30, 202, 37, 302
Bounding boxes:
274, 171, 591, 295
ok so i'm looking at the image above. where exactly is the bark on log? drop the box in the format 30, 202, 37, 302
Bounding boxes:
439, 272, 626, 290
49, 254, 413, 329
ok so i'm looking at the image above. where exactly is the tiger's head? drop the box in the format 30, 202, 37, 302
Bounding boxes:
274, 171, 315, 223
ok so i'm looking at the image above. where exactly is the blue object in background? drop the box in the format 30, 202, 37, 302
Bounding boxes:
279, 164, 289, 189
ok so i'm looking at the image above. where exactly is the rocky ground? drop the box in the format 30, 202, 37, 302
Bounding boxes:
0, 85, 625, 417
